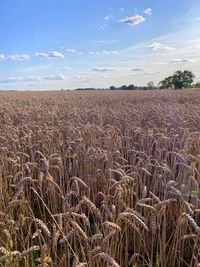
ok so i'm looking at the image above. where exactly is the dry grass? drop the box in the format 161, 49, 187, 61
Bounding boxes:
0, 89, 200, 267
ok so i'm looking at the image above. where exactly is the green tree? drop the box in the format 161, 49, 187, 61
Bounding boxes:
110, 86, 117, 90
120, 85, 128, 90
159, 70, 195, 89
159, 76, 173, 89
193, 82, 200, 88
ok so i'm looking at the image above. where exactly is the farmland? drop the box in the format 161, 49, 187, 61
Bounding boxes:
0, 90, 200, 267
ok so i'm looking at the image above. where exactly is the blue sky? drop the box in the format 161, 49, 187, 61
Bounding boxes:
0, 0, 200, 90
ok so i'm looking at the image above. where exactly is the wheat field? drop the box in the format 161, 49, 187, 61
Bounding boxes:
0, 90, 200, 267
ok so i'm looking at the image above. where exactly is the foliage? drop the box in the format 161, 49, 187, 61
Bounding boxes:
147, 81, 155, 90
109, 83, 157, 90
193, 82, 200, 88
159, 70, 195, 89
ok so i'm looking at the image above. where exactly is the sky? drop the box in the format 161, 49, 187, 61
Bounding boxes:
0, 0, 200, 90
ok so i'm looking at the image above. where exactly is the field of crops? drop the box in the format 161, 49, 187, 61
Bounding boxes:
0, 90, 200, 267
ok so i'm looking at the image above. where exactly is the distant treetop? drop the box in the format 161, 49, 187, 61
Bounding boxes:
159, 70, 195, 89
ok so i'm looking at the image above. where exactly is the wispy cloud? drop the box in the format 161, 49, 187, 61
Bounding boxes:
95, 40, 117, 44
132, 71, 160, 76
131, 67, 144, 72
120, 15, 145, 26
35, 51, 64, 59
151, 62, 168, 65
0, 76, 40, 83
102, 51, 110, 55
91, 67, 118, 72
44, 74, 66, 80
64, 66, 71, 70
193, 17, 200, 21
8, 54, 30, 61
73, 75, 93, 83
0, 74, 67, 83
89, 50, 118, 56
66, 48, 77, 53
22, 76, 41, 81
104, 16, 111, 21
96, 23, 108, 31
144, 8, 152, 15
169, 58, 198, 64
149, 42, 175, 51
0, 54, 6, 61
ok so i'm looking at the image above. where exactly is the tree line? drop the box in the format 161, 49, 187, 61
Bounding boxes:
74, 70, 199, 91
110, 70, 199, 90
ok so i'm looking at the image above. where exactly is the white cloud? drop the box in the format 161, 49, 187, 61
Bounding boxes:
111, 51, 118, 55
64, 66, 71, 70
0, 78, 20, 83
35, 52, 47, 58
0, 76, 40, 83
104, 16, 111, 21
0, 74, 66, 83
0, 54, 6, 61
143, 71, 160, 76
23, 76, 41, 81
151, 62, 167, 65
95, 40, 117, 44
96, 23, 108, 31
169, 58, 198, 64
149, 42, 175, 51
73, 75, 93, 82
91, 67, 118, 72
144, 8, 152, 15
44, 74, 66, 80
8, 54, 30, 61
102, 50, 110, 56
88, 50, 118, 56
120, 15, 145, 26
131, 67, 144, 72
132, 71, 160, 76
66, 48, 76, 53
193, 18, 200, 21
45, 51, 64, 58
35, 51, 64, 59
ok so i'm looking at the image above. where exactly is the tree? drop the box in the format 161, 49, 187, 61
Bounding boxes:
110, 86, 117, 90
159, 76, 173, 89
127, 84, 135, 90
147, 81, 155, 90
193, 82, 200, 88
120, 85, 128, 90
159, 70, 195, 89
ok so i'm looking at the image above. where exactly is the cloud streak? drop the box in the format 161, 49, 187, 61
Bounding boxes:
89, 50, 118, 56
120, 15, 145, 26
91, 67, 118, 72
131, 67, 144, 72
66, 48, 76, 53
149, 42, 175, 51
35, 51, 64, 59
169, 58, 198, 64
8, 54, 30, 61
0, 74, 67, 83
144, 8, 152, 15
0, 54, 30, 61
0, 54, 6, 61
